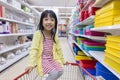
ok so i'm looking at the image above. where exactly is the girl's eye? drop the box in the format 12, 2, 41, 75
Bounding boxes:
51, 19, 55, 21
44, 18, 55, 22
44, 18, 48, 21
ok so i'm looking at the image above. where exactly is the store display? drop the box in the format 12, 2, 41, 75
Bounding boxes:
80, 60, 97, 69
0, 0, 38, 72
95, 0, 120, 27
0, 56, 6, 65
17, 36, 26, 44
77, 51, 85, 55
104, 35, 120, 74
96, 62, 119, 80
68, 0, 120, 79
0, 5, 2, 17
0, 22, 3, 34
0, 43, 4, 50
80, 40, 105, 53
0, 5, 6, 18
15, 49, 21, 55
2, 21, 10, 34
3, 52, 15, 59
21, 48, 26, 52
75, 55, 92, 61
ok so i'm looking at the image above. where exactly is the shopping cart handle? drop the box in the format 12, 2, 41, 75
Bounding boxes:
14, 69, 29, 80
13, 65, 37, 80
66, 62, 78, 66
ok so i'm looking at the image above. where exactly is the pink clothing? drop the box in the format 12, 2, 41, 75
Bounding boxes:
42, 37, 62, 74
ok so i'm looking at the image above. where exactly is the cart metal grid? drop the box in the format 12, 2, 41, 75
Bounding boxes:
13, 62, 84, 80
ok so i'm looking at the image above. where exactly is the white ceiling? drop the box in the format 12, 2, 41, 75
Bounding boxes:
26, 0, 77, 19
27, 0, 76, 7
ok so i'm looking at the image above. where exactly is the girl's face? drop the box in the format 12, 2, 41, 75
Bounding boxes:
42, 14, 55, 31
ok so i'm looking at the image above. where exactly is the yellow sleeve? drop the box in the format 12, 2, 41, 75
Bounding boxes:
29, 31, 40, 67
56, 35, 66, 64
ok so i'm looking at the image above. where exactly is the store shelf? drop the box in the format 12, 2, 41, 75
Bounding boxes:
89, 51, 120, 79
0, 42, 31, 55
0, 0, 36, 74
17, 0, 40, 15
93, 0, 111, 7
0, 51, 29, 72
0, 17, 35, 26
67, 38, 76, 56
91, 25, 120, 31
81, 16, 95, 25
0, 0, 34, 18
91, 25, 120, 35
70, 33, 106, 41
0, 33, 33, 37
73, 40, 91, 56
71, 16, 95, 29
68, 18, 79, 27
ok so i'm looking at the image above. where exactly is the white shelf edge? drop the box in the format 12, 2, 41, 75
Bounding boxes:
89, 51, 120, 79
70, 33, 106, 41
17, 0, 40, 15
0, 51, 29, 72
73, 40, 91, 56
0, 0, 34, 18
67, 38, 76, 57
68, 18, 79, 27
67, 38, 76, 63
0, 17, 35, 26
71, 16, 95, 29
91, 25, 120, 32
93, 0, 111, 7
0, 42, 31, 54
0, 33, 33, 37
81, 16, 94, 25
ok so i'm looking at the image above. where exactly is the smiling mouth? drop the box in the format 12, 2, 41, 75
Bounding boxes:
46, 24, 53, 27
46, 24, 52, 26
46, 25, 53, 29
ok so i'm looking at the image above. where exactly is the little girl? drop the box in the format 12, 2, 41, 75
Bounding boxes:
26, 10, 66, 80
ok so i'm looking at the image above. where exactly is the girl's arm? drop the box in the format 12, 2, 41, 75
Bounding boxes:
29, 31, 40, 67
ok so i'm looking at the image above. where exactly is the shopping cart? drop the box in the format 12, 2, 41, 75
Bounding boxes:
13, 62, 84, 80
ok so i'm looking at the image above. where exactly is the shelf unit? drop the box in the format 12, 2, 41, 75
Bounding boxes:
71, 16, 94, 29
89, 51, 120, 79
73, 40, 90, 56
0, 42, 31, 55
73, 37, 117, 79
68, 18, 79, 27
0, 17, 34, 26
0, 0, 37, 72
91, 25, 120, 31
16, 0, 40, 15
70, 32, 106, 41
93, 0, 111, 7
0, 33, 33, 37
0, 51, 29, 72
0, 0, 34, 18
91, 25, 120, 35
69, 0, 120, 79
67, 38, 76, 57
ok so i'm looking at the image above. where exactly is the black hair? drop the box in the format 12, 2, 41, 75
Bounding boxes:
38, 10, 58, 43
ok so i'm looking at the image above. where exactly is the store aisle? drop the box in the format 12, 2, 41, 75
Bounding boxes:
0, 37, 83, 80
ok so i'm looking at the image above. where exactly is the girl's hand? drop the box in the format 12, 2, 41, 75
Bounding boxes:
64, 61, 69, 65
25, 66, 34, 73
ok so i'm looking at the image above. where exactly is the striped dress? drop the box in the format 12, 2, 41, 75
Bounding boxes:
42, 37, 62, 74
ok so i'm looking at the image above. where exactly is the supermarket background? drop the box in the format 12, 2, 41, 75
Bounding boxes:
0, 0, 120, 80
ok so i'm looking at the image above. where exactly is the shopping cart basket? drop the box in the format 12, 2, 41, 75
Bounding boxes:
13, 62, 83, 80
